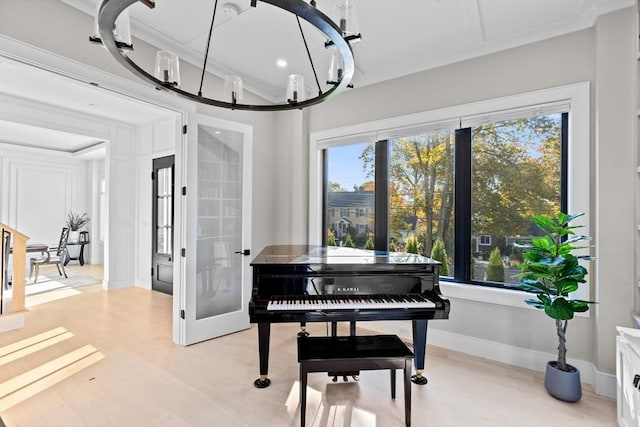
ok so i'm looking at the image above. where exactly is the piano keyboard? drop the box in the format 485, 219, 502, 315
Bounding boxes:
266, 294, 436, 311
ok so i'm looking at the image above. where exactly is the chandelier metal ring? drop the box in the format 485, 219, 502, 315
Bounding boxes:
97, 0, 356, 111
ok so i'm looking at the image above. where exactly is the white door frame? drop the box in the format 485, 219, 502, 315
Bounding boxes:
0, 35, 195, 345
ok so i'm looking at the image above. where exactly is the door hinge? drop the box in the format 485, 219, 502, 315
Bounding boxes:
151, 171, 155, 180
182, 124, 187, 134
181, 248, 186, 257
180, 309, 185, 319
182, 186, 186, 196
151, 267, 154, 277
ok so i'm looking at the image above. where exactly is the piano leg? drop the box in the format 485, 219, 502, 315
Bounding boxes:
254, 322, 272, 388
411, 319, 429, 385
298, 321, 309, 337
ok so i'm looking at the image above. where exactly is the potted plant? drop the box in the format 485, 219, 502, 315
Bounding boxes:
517, 212, 595, 402
66, 211, 90, 242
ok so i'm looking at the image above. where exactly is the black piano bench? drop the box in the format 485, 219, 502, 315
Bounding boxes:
297, 334, 414, 427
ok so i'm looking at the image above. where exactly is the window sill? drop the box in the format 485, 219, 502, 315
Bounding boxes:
440, 281, 529, 308
439, 281, 590, 318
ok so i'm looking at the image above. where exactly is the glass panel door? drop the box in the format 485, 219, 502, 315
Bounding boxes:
196, 127, 242, 319
181, 114, 252, 345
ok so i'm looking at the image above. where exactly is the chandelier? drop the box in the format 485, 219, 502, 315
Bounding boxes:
91, 0, 361, 111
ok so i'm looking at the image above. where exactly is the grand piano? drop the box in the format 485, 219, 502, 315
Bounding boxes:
249, 244, 450, 388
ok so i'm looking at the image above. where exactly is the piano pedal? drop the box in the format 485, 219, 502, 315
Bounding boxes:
329, 371, 359, 382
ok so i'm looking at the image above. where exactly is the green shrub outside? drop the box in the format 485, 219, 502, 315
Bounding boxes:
430, 238, 449, 276
405, 235, 419, 254
344, 233, 355, 248
485, 246, 505, 282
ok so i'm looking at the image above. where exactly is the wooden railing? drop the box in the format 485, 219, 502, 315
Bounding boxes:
1, 222, 29, 315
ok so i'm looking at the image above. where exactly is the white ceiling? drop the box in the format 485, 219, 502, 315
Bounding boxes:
0, 119, 104, 154
62, 0, 632, 103
0, 52, 173, 157
0, 0, 634, 154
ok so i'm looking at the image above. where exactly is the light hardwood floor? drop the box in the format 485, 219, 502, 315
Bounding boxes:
1, 265, 616, 426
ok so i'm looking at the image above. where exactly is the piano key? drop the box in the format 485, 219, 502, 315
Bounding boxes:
265, 293, 436, 311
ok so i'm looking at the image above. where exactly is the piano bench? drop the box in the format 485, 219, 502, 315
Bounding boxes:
297, 334, 414, 427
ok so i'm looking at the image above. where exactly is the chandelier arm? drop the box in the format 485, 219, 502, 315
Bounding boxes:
98, 0, 355, 111
296, 16, 321, 96
198, 0, 219, 97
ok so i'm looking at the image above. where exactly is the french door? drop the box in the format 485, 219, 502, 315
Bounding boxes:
178, 113, 253, 345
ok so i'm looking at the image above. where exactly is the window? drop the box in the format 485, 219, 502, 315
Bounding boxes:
324, 143, 374, 247
311, 83, 588, 294
321, 113, 565, 287
478, 235, 491, 246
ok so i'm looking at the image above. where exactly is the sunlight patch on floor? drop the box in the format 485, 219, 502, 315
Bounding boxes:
25, 280, 69, 294
0, 344, 104, 412
0, 327, 70, 357
284, 380, 377, 426
0, 331, 74, 366
25, 288, 81, 308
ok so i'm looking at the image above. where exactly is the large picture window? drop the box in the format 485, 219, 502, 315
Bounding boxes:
321, 113, 565, 289
311, 83, 589, 296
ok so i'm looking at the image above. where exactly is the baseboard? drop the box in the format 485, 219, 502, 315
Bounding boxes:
428, 328, 616, 398
134, 277, 151, 290
0, 311, 26, 332
104, 279, 133, 290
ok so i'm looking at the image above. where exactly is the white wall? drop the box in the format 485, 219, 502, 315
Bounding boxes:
593, 8, 636, 377
0, 143, 88, 245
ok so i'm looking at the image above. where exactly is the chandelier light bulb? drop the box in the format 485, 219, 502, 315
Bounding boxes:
332, 0, 359, 39
286, 74, 305, 104
224, 75, 244, 105
328, 49, 344, 84
154, 50, 181, 87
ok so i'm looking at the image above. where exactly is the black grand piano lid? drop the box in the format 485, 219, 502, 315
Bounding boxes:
250, 244, 441, 266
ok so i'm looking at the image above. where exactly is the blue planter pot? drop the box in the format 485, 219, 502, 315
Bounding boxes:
544, 361, 582, 402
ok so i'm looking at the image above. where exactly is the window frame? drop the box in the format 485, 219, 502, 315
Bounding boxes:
309, 83, 590, 307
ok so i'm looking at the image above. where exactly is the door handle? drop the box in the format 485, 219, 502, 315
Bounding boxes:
234, 249, 251, 256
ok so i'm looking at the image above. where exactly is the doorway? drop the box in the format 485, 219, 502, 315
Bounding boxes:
152, 155, 175, 295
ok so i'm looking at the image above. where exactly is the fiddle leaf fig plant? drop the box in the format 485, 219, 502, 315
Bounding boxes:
517, 212, 595, 372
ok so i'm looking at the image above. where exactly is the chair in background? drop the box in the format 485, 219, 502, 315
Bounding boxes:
30, 227, 70, 283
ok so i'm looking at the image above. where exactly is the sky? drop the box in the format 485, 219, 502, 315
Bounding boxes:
326, 143, 371, 190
